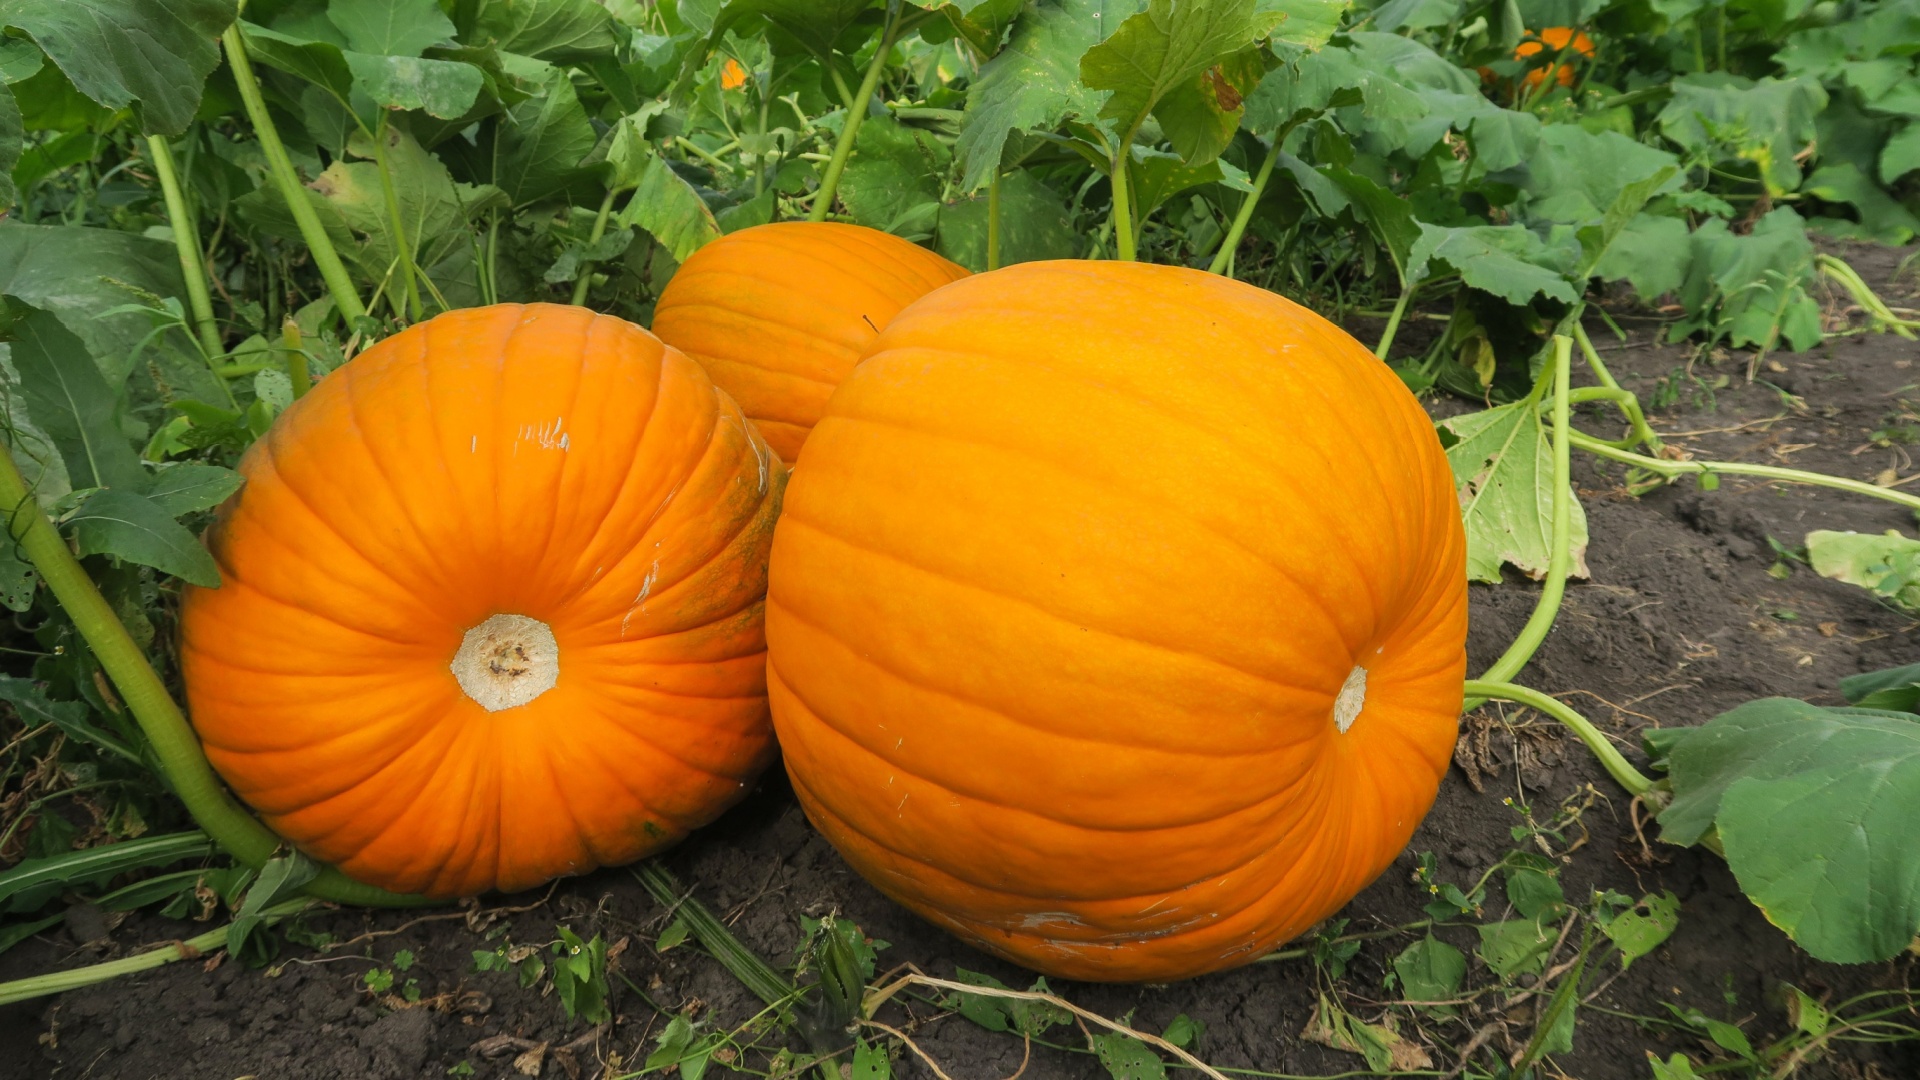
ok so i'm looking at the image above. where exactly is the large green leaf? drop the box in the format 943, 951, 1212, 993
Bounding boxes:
953, 0, 1137, 190
616, 151, 722, 262
1392, 935, 1465, 1013
0, 82, 19, 209
492, 67, 597, 205
1591, 213, 1691, 301
344, 53, 485, 118
712, 0, 880, 60
1883, 122, 1920, 183
1513, 125, 1685, 227
146, 462, 243, 516
69, 489, 221, 586
1804, 529, 1920, 613
936, 170, 1079, 271
1080, 0, 1278, 140
1840, 661, 1920, 714
1658, 698, 1920, 963
455, 0, 621, 61
0, 0, 235, 135
1243, 40, 1422, 135
327, 0, 456, 56
1323, 166, 1419, 283
1, 300, 143, 493
1656, 75, 1827, 197
1260, 0, 1349, 47
239, 22, 356, 103
0, 224, 192, 387
1408, 224, 1580, 306
1668, 207, 1821, 353
840, 116, 950, 237
1802, 162, 1920, 244
1437, 398, 1590, 583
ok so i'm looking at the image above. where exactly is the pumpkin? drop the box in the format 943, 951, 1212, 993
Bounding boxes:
650, 222, 969, 463
179, 304, 784, 898
1516, 27, 1595, 89
765, 262, 1467, 982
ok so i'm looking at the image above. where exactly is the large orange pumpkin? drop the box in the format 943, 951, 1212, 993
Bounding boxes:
179, 304, 784, 898
766, 262, 1467, 982
650, 222, 969, 463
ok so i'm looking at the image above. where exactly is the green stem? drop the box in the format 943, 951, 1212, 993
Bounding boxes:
1208, 136, 1281, 277
1110, 126, 1140, 262
221, 26, 366, 324
570, 186, 622, 307
1569, 321, 1663, 452
371, 119, 423, 323
985, 169, 1002, 272
1469, 336, 1574, 704
634, 862, 795, 1007
144, 135, 223, 360
0, 443, 423, 908
1463, 680, 1652, 796
484, 213, 501, 307
1374, 283, 1414, 360
0, 899, 314, 1006
1571, 430, 1920, 513
1818, 254, 1920, 339
808, 3, 901, 224
281, 316, 310, 399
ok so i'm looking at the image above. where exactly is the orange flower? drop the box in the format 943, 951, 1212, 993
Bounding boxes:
720, 58, 747, 91
1515, 27, 1595, 89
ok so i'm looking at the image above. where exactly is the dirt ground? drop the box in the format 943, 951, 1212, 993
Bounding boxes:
3, 244, 1918, 1080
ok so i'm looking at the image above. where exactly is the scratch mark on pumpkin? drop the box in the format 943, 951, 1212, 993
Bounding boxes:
471, 435, 478, 453
620, 560, 661, 637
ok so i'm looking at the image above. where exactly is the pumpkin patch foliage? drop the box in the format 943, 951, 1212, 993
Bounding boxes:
0, 0, 1916, 1076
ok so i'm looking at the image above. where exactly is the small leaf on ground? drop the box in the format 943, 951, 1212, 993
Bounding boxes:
1437, 399, 1591, 584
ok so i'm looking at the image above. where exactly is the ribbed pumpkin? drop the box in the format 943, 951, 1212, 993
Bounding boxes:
766, 262, 1467, 982
179, 304, 784, 898
650, 222, 969, 463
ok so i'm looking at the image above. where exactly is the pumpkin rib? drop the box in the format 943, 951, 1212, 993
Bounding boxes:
519, 313, 602, 584
648, 301, 848, 388
782, 723, 1330, 913
773, 663, 1329, 848
250, 433, 438, 610
830, 342, 1403, 621
805, 407, 1371, 649
770, 523, 1345, 742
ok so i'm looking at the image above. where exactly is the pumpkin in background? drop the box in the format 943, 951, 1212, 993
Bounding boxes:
766, 262, 1467, 982
651, 221, 969, 463
180, 304, 784, 898
1516, 27, 1595, 89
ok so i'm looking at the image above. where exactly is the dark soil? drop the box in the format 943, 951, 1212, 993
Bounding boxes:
4, 243, 1919, 1080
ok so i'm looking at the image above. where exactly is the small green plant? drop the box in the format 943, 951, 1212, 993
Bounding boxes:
551, 926, 610, 1026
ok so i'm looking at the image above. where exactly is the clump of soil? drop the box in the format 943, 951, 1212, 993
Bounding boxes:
4, 244, 1917, 1080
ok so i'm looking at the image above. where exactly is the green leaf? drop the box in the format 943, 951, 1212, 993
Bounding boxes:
1371, 0, 1461, 32
492, 68, 597, 205
69, 489, 222, 586
712, 0, 880, 60
1840, 661, 1920, 714
1160, 1014, 1203, 1049
1656, 75, 1827, 197
1505, 867, 1566, 920
1409, 224, 1580, 306
1089, 1031, 1167, 1080
1128, 148, 1239, 221
1151, 45, 1262, 164
0, 224, 193, 388
849, 1038, 890, 1080
0, 832, 215, 912
344, 53, 485, 118
944, 969, 1072, 1036
1657, 697, 1920, 963
1081, 0, 1278, 143
953, 0, 1130, 190
1803, 162, 1920, 244
1805, 529, 1920, 613
1670, 208, 1821, 352
655, 915, 691, 951
457, 0, 621, 62
0, 83, 20, 209
1882, 122, 1920, 183
1516, 125, 1685, 229
1322, 166, 1419, 283
0, 674, 136, 762
226, 849, 321, 956
1476, 918, 1555, 977
1437, 398, 1591, 584
146, 463, 243, 516
0, 37, 42, 83
238, 22, 355, 103
1592, 213, 1691, 302
1647, 1052, 1704, 1079
937, 169, 1078, 270
616, 151, 721, 262
1391, 935, 1465, 1012
0, 0, 235, 135
0, 540, 32, 612
1598, 891, 1679, 968
328, 0, 456, 56
1243, 42, 1419, 135
1260, 0, 1348, 47
2, 299, 143, 492
840, 115, 950, 236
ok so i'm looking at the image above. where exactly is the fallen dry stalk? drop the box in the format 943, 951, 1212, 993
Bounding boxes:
863, 971, 1229, 1080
